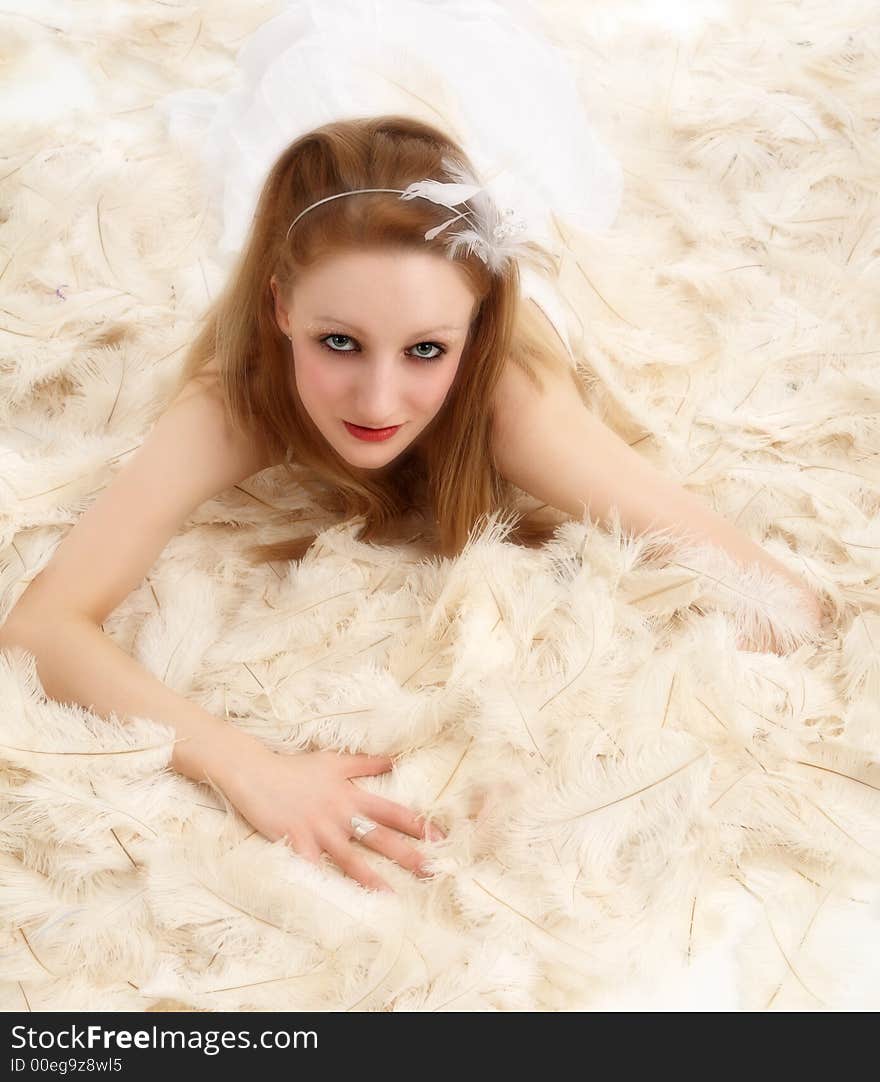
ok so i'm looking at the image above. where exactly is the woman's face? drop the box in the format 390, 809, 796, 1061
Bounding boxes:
270, 249, 478, 470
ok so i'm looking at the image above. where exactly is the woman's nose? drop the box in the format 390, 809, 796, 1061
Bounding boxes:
353, 355, 401, 422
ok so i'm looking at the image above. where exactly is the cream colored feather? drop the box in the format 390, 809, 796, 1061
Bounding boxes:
1, 0, 879, 1011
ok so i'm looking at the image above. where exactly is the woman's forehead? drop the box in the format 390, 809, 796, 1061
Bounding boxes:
291, 248, 479, 321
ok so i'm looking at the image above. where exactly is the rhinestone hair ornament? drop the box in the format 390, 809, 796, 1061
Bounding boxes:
284, 155, 531, 275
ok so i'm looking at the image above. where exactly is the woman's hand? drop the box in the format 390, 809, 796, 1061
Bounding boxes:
211, 742, 445, 893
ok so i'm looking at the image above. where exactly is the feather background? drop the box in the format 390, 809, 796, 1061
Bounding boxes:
1, 0, 879, 1011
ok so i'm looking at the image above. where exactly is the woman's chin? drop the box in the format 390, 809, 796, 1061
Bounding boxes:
335, 441, 402, 472
341, 433, 418, 466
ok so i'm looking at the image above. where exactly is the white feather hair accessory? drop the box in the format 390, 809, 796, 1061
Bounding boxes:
284, 155, 533, 275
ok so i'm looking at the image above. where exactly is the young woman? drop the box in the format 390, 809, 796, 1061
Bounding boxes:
0, 5, 831, 898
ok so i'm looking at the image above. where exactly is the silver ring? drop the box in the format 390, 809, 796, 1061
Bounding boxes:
350, 814, 378, 841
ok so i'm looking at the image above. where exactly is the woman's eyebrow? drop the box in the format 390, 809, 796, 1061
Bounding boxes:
309, 316, 466, 337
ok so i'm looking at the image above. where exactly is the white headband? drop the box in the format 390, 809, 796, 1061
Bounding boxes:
284, 157, 531, 275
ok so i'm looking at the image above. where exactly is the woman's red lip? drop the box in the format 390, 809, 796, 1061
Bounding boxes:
347, 421, 400, 429
343, 420, 402, 442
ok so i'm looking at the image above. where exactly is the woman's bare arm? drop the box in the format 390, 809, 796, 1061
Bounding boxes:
0, 379, 275, 781
0, 615, 259, 782
490, 357, 828, 642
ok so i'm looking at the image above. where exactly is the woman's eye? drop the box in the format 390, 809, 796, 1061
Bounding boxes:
409, 342, 445, 361
321, 334, 356, 352
319, 335, 446, 362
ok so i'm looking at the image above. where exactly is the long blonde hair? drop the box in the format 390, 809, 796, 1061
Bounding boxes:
171, 114, 585, 563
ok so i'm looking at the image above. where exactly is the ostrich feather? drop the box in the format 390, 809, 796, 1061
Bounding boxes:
400, 179, 485, 206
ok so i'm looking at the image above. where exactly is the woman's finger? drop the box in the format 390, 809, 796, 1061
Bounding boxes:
352, 820, 434, 878
320, 825, 395, 894
357, 791, 446, 842
280, 830, 322, 864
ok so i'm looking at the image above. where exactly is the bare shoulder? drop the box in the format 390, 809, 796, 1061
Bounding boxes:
491, 322, 588, 447
172, 378, 276, 478
170, 358, 277, 475
0, 377, 278, 631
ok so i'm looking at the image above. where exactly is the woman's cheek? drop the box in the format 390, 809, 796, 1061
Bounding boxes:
296, 350, 342, 404
428, 361, 462, 410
